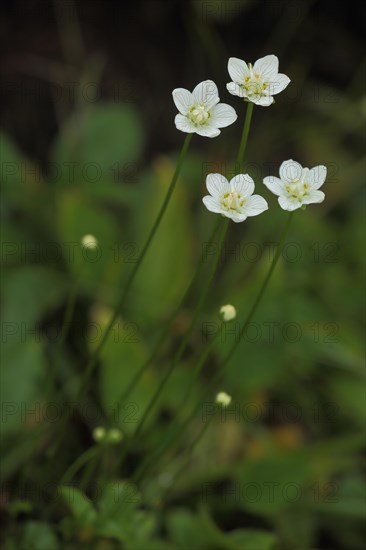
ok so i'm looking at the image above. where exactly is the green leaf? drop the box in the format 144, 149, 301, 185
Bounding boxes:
132, 160, 194, 320
52, 103, 144, 186
57, 189, 120, 287
59, 486, 97, 527
95, 481, 156, 544
20, 521, 59, 550
227, 529, 277, 550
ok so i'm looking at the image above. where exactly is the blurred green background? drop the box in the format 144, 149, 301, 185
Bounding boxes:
1, 0, 365, 548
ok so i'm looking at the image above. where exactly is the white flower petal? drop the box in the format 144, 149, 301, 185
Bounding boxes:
210, 103, 237, 128
206, 173, 230, 197
225, 211, 247, 223
192, 80, 219, 109
251, 94, 274, 107
278, 196, 301, 211
230, 174, 254, 197
226, 82, 246, 98
228, 57, 250, 83
263, 176, 285, 196
279, 159, 303, 183
174, 114, 196, 134
172, 88, 193, 115
268, 73, 291, 95
307, 165, 327, 190
202, 195, 223, 214
195, 125, 221, 138
253, 55, 279, 79
302, 190, 325, 205
243, 195, 268, 216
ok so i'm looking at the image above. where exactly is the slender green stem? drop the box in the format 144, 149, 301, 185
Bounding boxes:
80, 133, 193, 391
160, 413, 215, 503
59, 445, 101, 487
134, 212, 294, 481
236, 102, 254, 168
132, 101, 256, 482
112, 218, 222, 413
220, 211, 294, 368
51, 134, 193, 459
133, 218, 228, 438
116, 218, 229, 471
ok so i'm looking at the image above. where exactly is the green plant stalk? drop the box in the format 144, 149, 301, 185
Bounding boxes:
236, 101, 254, 169
220, 210, 294, 369
116, 218, 229, 472
59, 445, 101, 487
79, 132, 193, 391
111, 217, 222, 414
160, 412, 215, 503
51, 133, 193, 457
134, 211, 294, 482
132, 102, 256, 482
133, 217, 229, 438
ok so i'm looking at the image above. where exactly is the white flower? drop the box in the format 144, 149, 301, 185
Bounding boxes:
202, 173, 268, 223
81, 234, 98, 248
173, 80, 237, 138
216, 392, 232, 407
263, 160, 327, 211
220, 304, 237, 322
227, 55, 290, 107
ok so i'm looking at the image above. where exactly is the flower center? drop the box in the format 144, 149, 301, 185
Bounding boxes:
221, 191, 246, 212
241, 65, 268, 98
188, 104, 210, 125
285, 181, 310, 201
242, 74, 268, 98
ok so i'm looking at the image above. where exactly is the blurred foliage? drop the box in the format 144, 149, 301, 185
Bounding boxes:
0, 0, 365, 548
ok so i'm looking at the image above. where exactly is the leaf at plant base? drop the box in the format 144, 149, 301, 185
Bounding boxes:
59, 486, 97, 527
227, 528, 277, 550
20, 521, 59, 550
166, 508, 214, 549
96, 482, 156, 545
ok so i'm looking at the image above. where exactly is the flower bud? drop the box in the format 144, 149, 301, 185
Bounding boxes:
216, 392, 232, 407
220, 304, 236, 322
81, 234, 98, 248
92, 426, 106, 442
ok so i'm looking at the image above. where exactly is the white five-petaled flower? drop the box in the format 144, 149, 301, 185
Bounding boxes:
263, 159, 327, 211
227, 55, 290, 107
202, 173, 268, 223
173, 80, 237, 138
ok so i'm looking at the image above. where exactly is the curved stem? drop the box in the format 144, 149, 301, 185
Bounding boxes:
117, 218, 229, 471
160, 413, 215, 503
59, 445, 101, 487
134, 211, 294, 481
112, 218, 222, 412
51, 134, 193, 458
133, 217, 228, 438
220, 210, 294, 368
80, 133, 193, 391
